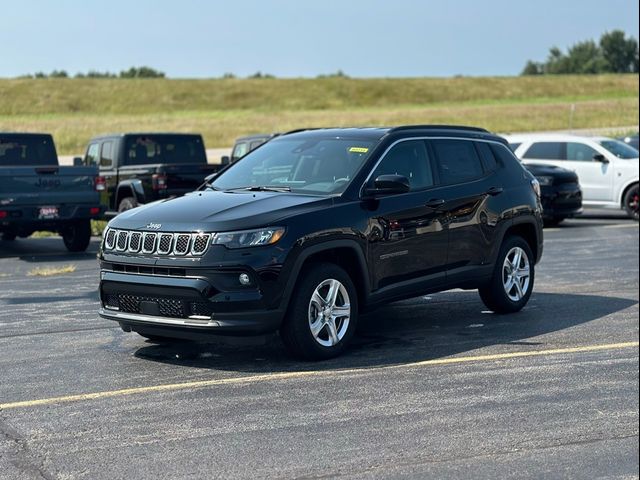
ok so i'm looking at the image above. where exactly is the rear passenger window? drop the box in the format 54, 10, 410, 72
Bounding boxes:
85, 143, 99, 166
100, 141, 114, 167
372, 140, 434, 191
475, 142, 499, 171
232, 142, 249, 161
566, 142, 598, 162
431, 139, 484, 184
523, 142, 565, 160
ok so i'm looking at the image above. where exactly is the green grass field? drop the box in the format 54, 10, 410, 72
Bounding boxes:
0, 75, 637, 154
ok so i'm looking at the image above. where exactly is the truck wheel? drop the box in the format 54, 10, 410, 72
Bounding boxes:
623, 184, 639, 221
118, 197, 138, 213
62, 220, 91, 252
280, 263, 358, 360
479, 235, 535, 314
1, 233, 16, 241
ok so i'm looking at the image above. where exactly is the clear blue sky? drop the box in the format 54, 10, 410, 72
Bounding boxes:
1, 0, 638, 78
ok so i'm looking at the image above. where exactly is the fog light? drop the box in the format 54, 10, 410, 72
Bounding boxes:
238, 273, 251, 286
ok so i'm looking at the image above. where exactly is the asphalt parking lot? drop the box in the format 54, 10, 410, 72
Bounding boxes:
0, 212, 638, 479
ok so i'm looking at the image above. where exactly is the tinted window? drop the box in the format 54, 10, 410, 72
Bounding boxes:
372, 140, 434, 191
475, 142, 499, 171
85, 143, 100, 166
566, 142, 598, 162
250, 140, 266, 151
100, 141, 114, 167
523, 142, 565, 160
124, 135, 206, 166
431, 139, 484, 184
232, 142, 249, 161
212, 137, 375, 195
0, 135, 57, 166
508, 142, 521, 152
599, 139, 638, 159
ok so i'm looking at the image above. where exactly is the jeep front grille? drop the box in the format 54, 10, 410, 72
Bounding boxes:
103, 229, 211, 256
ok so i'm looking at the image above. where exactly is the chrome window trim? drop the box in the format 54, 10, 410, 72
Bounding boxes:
359, 136, 508, 197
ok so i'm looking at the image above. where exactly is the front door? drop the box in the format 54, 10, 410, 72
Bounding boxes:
365, 140, 449, 291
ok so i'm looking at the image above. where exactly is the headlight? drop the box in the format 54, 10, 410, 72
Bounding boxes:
535, 175, 554, 186
212, 227, 285, 249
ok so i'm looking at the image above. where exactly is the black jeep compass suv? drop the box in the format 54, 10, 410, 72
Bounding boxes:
99, 126, 543, 359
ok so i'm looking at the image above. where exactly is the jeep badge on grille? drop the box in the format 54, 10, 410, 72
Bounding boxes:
145, 223, 162, 230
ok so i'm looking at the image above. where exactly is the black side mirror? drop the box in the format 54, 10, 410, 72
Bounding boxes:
593, 154, 609, 164
365, 174, 411, 197
73, 157, 84, 166
221, 155, 230, 166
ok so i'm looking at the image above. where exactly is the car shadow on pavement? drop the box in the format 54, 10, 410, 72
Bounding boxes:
0, 237, 100, 261
132, 291, 637, 373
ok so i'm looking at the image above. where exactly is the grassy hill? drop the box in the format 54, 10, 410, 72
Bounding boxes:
0, 75, 637, 154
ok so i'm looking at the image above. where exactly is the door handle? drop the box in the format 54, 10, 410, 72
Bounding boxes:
425, 198, 445, 208
485, 186, 504, 196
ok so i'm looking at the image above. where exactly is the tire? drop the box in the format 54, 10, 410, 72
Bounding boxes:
62, 220, 91, 252
280, 263, 358, 360
118, 196, 138, 213
623, 184, 639, 221
479, 235, 535, 314
1, 232, 16, 241
543, 217, 564, 228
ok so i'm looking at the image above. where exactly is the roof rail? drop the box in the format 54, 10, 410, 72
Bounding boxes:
281, 128, 322, 136
388, 125, 489, 134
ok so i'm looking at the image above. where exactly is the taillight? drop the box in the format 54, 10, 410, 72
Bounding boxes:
531, 179, 541, 198
152, 173, 168, 190
90, 207, 101, 216
0, 211, 7, 219
95, 176, 106, 192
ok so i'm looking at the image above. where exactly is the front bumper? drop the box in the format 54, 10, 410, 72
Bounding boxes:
99, 270, 284, 336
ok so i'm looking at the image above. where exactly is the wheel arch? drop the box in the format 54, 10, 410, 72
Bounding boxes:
280, 240, 369, 313
501, 220, 540, 264
619, 180, 639, 207
115, 180, 146, 207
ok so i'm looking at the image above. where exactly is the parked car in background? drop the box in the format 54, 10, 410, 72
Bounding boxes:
223, 133, 280, 164
98, 125, 543, 359
520, 163, 582, 226
618, 133, 639, 151
0, 133, 103, 251
506, 134, 639, 220
81, 133, 222, 216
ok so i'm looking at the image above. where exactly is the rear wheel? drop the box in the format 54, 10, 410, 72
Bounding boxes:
280, 263, 358, 360
623, 184, 639, 221
118, 196, 138, 213
62, 220, 91, 252
479, 236, 535, 314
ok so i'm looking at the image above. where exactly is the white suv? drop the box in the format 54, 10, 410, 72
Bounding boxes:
505, 134, 639, 220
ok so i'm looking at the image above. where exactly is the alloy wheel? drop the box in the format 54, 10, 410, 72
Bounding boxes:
308, 278, 351, 347
502, 246, 531, 302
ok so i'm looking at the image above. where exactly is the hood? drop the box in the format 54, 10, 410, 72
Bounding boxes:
523, 163, 578, 183
109, 190, 332, 232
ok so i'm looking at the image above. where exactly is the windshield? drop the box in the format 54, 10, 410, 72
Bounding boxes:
0, 135, 57, 166
123, 135, 206, 165
211, 136, 375, 195
598, 139, 639, 159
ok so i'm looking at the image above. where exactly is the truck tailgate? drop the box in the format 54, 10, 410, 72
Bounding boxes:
163, 164, 222, 190
0, 166, 99, 206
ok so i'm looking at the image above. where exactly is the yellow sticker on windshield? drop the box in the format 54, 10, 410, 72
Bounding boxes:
349, 147, 369, 153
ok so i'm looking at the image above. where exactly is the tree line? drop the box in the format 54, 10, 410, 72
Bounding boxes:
522, 30, 639, 75
21, 66, 166, 79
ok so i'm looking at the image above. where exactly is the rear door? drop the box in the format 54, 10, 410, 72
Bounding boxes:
428, 139, 503, 280
366, 139, 449, 291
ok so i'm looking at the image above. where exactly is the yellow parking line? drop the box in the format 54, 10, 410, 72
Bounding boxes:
1, 341, 637, 410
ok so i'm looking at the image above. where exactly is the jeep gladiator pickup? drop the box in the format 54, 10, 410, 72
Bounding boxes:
0, 133, 102, 251
81, 133, 222, 216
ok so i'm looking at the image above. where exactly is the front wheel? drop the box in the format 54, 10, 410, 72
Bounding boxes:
623, 184, 639, 221
280, 263, 358, 360
479, 236, 535, 314
62, 220, 91, 252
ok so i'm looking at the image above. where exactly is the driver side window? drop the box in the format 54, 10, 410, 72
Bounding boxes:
566, 142, 598, 162
372, 140, 434, 191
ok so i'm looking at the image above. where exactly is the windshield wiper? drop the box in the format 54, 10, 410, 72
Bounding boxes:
225, 185, 292, 193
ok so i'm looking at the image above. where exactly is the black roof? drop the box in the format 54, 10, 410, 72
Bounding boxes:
88, 132, 203, 141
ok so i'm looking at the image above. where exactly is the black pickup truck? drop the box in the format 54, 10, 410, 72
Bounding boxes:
80, 133, 222, 216
0, 133, 102, 251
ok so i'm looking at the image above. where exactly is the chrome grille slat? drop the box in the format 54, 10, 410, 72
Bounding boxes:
104, 230, 210, 256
